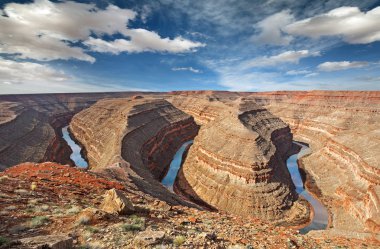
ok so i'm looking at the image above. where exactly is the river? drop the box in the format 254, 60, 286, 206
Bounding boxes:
61, 125, 88, 168
161, 140, 193, 192
162, 140, 329, 233
287, 141, 329, 233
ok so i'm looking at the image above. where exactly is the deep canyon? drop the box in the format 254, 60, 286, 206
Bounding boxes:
0, 91, 379, 247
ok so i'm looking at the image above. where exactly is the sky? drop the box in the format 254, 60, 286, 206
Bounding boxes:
1, 0, 380, 94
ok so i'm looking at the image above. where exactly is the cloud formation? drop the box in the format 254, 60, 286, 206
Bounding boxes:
317, 61, 369, 71
0, 0, 205, 63
0, 58, 70, 85
284, 6, 380, 44
171, 67, 201, 73
242, 50, 320, 68
252, 10, 294, 46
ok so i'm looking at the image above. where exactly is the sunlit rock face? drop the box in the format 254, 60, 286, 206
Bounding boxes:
247, 91, 380, 233
172, 95, 309, 224
69, 97, 200, 205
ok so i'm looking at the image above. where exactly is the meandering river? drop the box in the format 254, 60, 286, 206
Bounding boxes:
62, 126, 328, 233
162, 140, 329, 233
61, 125, 88, 168
287, 141, 329, 233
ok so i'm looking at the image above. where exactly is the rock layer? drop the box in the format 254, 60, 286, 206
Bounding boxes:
69, 97, 199, 205
0, 92, 155, 169
244, 91, 380, 234
173, 96, 308, 223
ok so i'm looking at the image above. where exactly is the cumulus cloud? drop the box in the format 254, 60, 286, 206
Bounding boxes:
284, 6, 380, 44
0, 0, 205, 63
84, 30, 205, 54
242, 50, 320, 69
171, 67, 201, 73
0, 58, 70, 85
252, 10, 294, 46
317, 61, 369, 71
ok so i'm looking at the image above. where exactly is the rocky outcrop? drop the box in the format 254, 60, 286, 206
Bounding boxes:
100, 188, 135, 215
69, 97, 199, 205
18, 235, 73, 249
174, 97, 308, 224
246, 91, 380, 234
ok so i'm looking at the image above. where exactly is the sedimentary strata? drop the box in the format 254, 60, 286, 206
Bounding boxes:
69, 97, 199, 205
173, 96, 308, 224
245, 91, 380, 234
0, 92, 153, 169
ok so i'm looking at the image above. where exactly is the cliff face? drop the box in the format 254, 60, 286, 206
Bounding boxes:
172, 96, 308, 224
247, 91, 380, 233
0, 92, 157, 169
69, 97, 199, 205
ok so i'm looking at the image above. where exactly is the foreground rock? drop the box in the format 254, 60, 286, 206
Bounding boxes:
0, 162, 378, 248
18, 235, 73, 249
100, 188, 135, 215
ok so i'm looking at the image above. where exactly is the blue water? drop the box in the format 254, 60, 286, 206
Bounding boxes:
287, 142, 329, 234
61, 125, 88, 168
161, 140, 193, 192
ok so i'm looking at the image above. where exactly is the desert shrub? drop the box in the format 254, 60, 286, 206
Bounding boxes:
85, 226, 99, 234
173, 235, 186, 246
0, 236, 10, 246
66, 205, 81, 215
76, 214, 91, 225
30, 182, 37, 191
0, 175, 9, 182
30, 216, 49, 227
121, 215, 145, 232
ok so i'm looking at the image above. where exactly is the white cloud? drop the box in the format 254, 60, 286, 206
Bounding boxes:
284, 6, 380, 44
0, 58, 70, 84
286, 70, 312, 75
252, 10, 294, 46
0, 58, 150, 94
0, 0, 204, 63
242, 50, 320, 69
171, 67, 201, 73
317, 61, 369, 71
84, 30, 205, 54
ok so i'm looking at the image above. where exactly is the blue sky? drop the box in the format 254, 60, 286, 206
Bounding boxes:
1, 0, 380, 94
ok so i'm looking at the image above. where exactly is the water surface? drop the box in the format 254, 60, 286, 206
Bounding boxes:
61, 125, 88, 168
287, 141, 329, 233
161, 140, 193, 192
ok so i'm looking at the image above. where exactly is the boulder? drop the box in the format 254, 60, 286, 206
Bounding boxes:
100, 188, 135, 215
18, 235, 73, 249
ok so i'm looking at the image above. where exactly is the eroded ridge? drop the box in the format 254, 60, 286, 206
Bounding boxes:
174, 97, 309, 224
69, 97, 199, 205
248, 91, 380, 234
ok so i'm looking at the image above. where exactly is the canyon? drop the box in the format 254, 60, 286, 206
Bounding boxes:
0, 91, 379, 248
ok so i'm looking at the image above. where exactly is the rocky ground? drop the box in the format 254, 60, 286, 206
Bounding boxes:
1, 162, 378, 248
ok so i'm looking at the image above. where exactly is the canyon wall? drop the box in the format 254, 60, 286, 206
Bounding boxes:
0, 92, 155, 169
171, 95, 309, 224
69, 96, 199, 205
245, 91, 380, 234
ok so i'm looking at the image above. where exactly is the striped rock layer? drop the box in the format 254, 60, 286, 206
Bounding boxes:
172, 96, 309, 223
